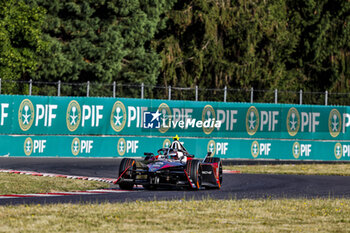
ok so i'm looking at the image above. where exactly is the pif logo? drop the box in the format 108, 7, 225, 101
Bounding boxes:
66, 100, 81, 132
329, 109, 341, 138
24, 137, 33, 156
334, 143, 342, 160
251, 141, 271, 158
18, 99, 34, 131
110, 101, 127, 132
202, 105, 216, 135
207, 140, 216, 155
246, 106, 259, 136
163, 139, 171, 148
287, 108, 300, 136
292, 142, 300, 159
117, 138, 126, 156
207, 140, 228, 155
24, 137, 46, 155
251, 141, 259, 158
158, 103, 171, 133
71, 138, 93, 155
71, 138, 80, 156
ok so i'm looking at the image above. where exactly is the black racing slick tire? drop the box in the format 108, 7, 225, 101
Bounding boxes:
186, 159, 202, 190
218, 160, 223, 185
204, 157, 223, 187
118, 158, 136, 190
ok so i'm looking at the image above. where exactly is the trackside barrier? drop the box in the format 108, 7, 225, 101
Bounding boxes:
1, 135, 350, 161
0, 95, 350, 161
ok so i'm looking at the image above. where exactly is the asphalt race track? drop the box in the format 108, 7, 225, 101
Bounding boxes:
1, 157, 350, 205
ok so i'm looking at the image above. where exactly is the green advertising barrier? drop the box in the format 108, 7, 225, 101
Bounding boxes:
1, 135, 350, 161
1, 94, 350, 160
1, 95, 350, 140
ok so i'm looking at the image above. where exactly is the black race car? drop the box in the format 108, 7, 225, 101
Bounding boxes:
114, 148, 222, 190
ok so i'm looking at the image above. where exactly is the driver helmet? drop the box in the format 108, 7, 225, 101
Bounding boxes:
168, 152, 178, 160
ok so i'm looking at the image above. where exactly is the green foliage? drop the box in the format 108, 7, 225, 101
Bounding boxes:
29, 0, 176, 96
286, 0, 350, 93
155, 1, 294, 100
2, 0, 350, 103
0, 0, 46, 84
155, 0, 350, 102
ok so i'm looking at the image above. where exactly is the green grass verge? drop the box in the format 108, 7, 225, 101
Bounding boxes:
225, 164, 350, 176
1, 199, 349, 232
0, 173, 109, 195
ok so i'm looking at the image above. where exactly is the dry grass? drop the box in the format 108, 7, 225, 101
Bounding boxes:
0, 173, 109, 195
225, 164, 350, 176
0, 198, 350, 232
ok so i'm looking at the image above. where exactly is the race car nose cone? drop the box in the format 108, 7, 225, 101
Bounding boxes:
148, 162, 164, 172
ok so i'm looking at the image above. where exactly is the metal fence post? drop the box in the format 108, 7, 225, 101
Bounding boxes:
3, 79, 347, 105
250, 87, 254, 103
57, 80, 61, 96
113, 81, 116, 98
87, 81, 90, 97
224, 86, 227, 102
275, 89, 278, 104
141, 83, 144, 99
168, 86, 171, 100
29, 79, 32, 96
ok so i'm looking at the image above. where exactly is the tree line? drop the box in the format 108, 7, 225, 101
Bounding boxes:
0, 0, 349, 102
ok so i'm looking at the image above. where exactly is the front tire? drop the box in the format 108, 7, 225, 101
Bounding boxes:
186, 159, 202, 190
118, 158, 136, 190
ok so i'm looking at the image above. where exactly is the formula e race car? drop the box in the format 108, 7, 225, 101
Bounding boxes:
114, 148, 223, 190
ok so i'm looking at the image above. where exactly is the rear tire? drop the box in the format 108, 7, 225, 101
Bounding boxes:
218, 160, 223, 186
186, 159, 202, 190
118, 158, 136, 190
204, 157, 223, 187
